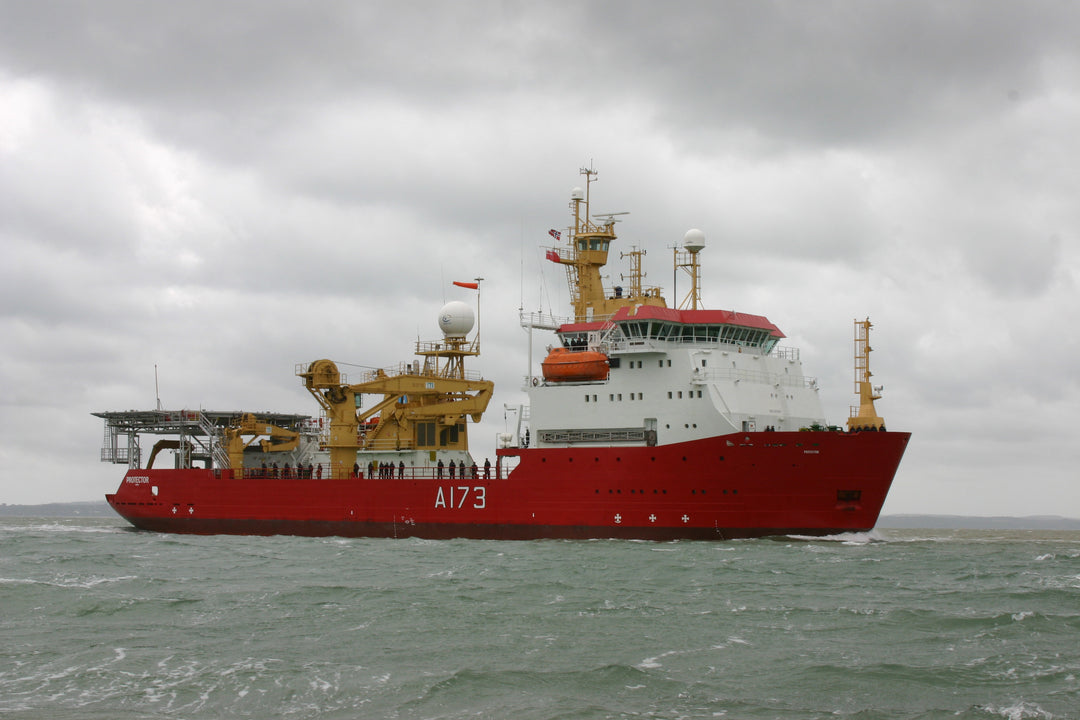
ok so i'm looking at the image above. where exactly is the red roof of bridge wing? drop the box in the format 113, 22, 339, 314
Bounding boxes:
558, 305, 785, 338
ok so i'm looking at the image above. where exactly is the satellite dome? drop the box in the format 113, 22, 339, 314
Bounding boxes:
683, 228, 706, 253
570, 186, 585, 201
438, 301, 475, 336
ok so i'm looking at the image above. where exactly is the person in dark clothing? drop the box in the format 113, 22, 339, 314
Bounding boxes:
483, 458, 491, 479
437, 459, 444, 478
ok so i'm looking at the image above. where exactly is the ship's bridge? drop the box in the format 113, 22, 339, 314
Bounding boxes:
557, 305, 785, 355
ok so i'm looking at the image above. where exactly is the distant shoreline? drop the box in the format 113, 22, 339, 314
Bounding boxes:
2, 502, 1079, 530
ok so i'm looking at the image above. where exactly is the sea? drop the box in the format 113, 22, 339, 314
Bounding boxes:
2, 519, 1078, 720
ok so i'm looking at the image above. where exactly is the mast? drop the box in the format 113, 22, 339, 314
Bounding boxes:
846, 318, 886, 431
674, 229, 706, 310
551, 167, 666, 322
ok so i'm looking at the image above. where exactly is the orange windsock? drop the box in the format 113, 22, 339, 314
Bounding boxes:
453, 281, 479, 289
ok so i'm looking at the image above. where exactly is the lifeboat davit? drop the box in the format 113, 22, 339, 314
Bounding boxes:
541, 347, 610, 382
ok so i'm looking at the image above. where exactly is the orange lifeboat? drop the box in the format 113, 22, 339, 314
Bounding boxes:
541, 347, 609, 382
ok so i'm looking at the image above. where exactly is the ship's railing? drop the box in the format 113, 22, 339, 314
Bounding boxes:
520, 311, 573, 330
606, 334, 780, 354
100, 446, 131, 463
358, 437, 415, 452
692, 367, 817, 389
525, 374, 609, 388
353, 361, 484, 384
773, 345, 801, 362
229, 463, 504, 481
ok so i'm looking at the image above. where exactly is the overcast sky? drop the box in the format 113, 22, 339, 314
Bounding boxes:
2, 1, 1077, 517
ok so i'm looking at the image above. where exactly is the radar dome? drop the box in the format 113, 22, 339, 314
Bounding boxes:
570, 186, 585, 201
438, 301, 475, 336
683, 228, 706, 253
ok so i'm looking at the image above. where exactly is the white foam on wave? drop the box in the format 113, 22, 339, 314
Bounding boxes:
635, 648, 684, 671
786, 530, 886, 544
983, 700, 1054, 719
1, 522, 123, 535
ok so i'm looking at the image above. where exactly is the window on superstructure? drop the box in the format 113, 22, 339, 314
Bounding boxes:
439, 424, 460, 447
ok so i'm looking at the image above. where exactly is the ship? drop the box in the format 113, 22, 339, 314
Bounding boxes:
99, 168, 909, 540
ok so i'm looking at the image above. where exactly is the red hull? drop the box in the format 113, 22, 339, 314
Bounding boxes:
106, 431, 909, 540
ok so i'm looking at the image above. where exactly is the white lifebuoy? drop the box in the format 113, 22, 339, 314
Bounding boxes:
531, 377, 539, 387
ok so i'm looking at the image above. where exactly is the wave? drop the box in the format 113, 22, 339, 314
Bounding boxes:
785, 529, 888, 544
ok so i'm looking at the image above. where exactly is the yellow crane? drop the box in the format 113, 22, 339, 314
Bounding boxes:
299, 336, 493, 479
222, 413, 301, 473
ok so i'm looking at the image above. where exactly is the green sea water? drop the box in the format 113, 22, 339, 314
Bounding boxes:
1, 519, 1078, 719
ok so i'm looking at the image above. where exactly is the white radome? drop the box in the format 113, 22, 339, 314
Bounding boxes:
683, 228, 706, 253
438, 301, 475, 336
